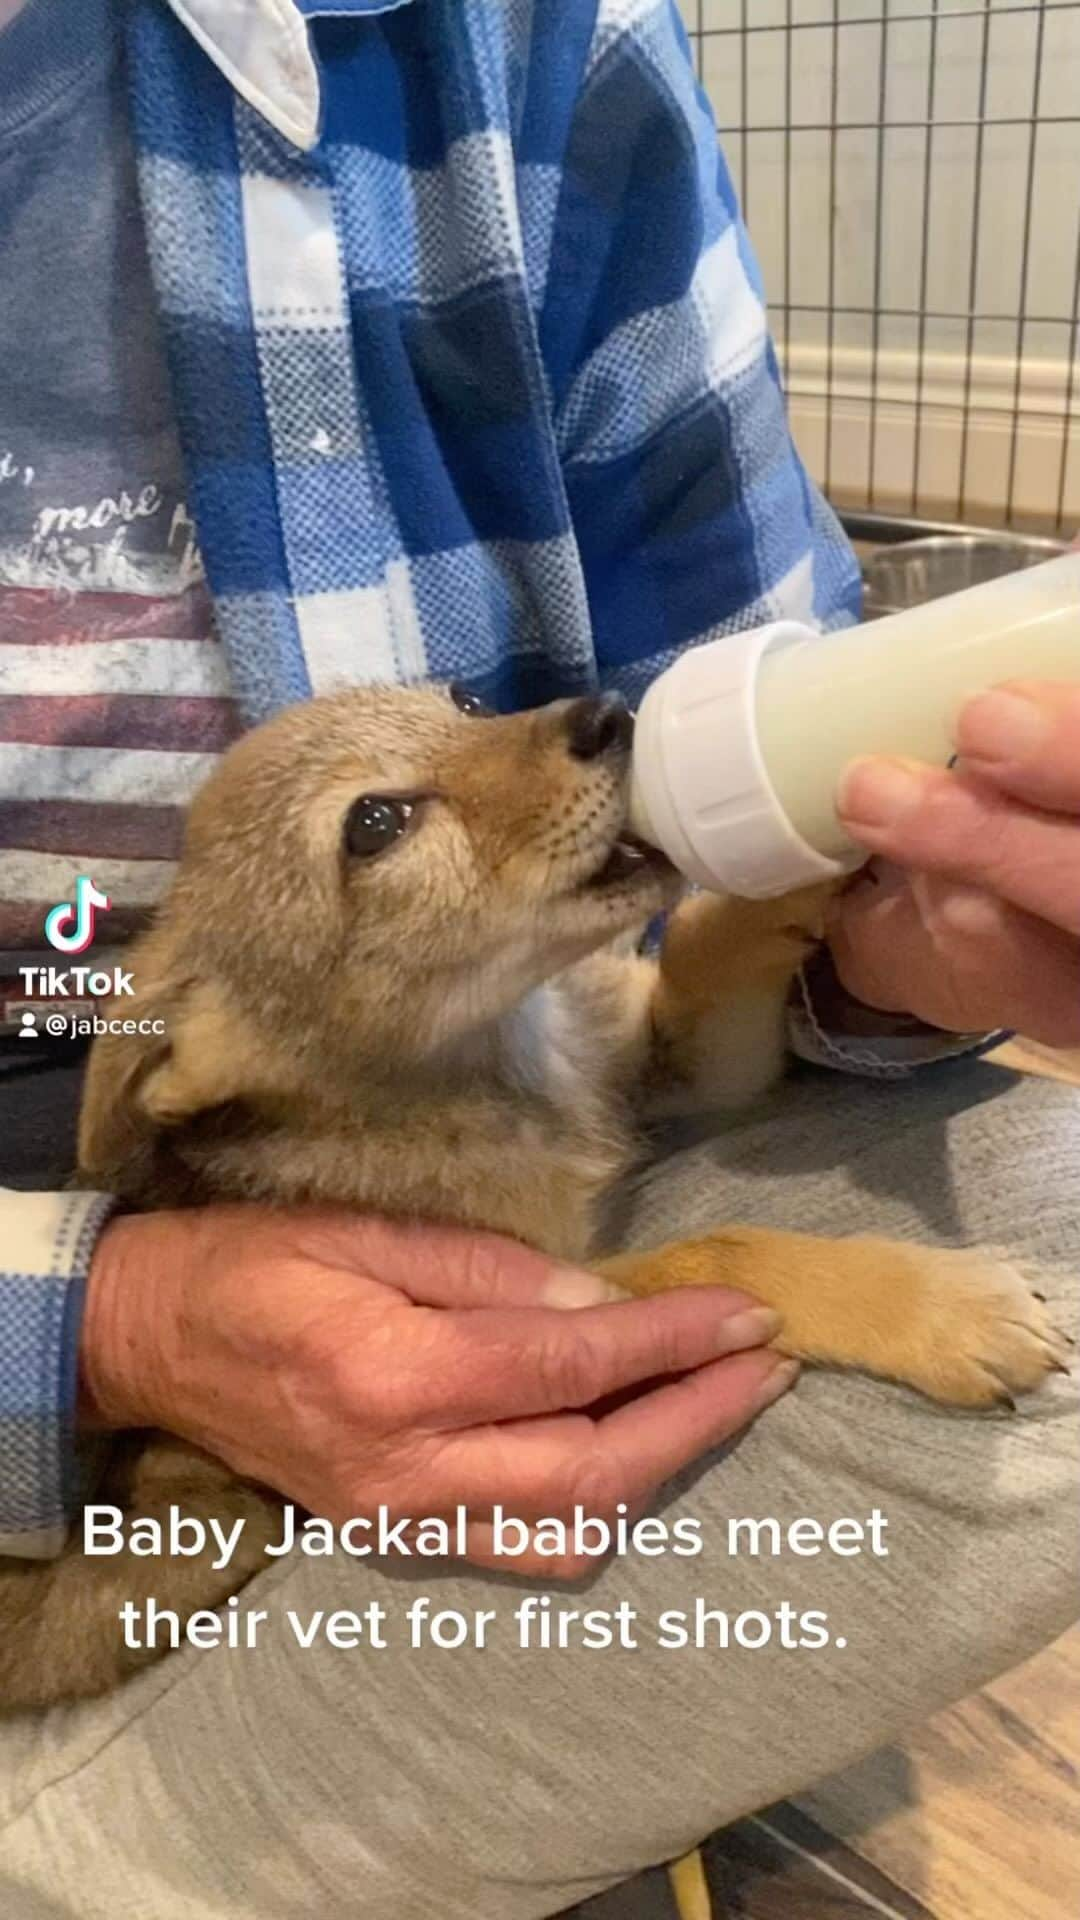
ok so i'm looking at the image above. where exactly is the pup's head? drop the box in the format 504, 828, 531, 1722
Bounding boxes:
79, 683, 679, 1182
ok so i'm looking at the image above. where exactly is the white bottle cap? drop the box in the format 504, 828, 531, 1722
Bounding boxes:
630, 621, 862, 899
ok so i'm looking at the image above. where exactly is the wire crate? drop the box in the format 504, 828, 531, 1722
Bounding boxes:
686, 2, 1080, 536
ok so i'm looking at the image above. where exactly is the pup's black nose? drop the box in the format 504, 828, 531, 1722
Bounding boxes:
565, 694, 633, 761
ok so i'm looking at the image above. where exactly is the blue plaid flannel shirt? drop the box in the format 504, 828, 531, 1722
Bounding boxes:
3, 0, 985, 1556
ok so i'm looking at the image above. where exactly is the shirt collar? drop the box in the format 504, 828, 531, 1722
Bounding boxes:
164, 0, 414, 151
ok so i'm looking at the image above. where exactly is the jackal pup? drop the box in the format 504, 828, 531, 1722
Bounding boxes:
0, 682, 1065, 1715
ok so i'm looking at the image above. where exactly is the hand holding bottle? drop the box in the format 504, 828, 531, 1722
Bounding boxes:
828, 679, 1080, 1046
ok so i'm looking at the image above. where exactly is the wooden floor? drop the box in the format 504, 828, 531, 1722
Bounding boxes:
788, 1626, 1080, 1920
571, 1044, 1080, 1920
572, 1628, 1080, 1920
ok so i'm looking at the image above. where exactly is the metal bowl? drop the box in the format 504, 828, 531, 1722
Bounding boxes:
861, 532, 1065, 619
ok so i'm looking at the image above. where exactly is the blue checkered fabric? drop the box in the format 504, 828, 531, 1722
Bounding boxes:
4, 0, 870, 1554
125, 0, 862, 724
0, 1191, 114, 1558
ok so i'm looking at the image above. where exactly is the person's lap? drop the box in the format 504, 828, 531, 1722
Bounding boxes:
0, 1058, 1076, 1919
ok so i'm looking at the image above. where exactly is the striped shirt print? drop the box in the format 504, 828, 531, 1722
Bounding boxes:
0, 577, 238, 958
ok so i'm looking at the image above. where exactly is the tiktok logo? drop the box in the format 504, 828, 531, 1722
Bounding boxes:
44, 877, 111, 955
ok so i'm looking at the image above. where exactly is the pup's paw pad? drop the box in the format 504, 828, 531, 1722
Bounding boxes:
905, 1249, 1072, 1408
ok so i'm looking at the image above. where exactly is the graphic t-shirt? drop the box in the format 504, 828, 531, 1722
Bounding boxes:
0, 0, 238, 992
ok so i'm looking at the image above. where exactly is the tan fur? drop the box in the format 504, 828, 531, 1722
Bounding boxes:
0, 683, 1066, 1719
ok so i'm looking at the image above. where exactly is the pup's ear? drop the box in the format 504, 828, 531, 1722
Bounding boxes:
77, 968, 251, 1184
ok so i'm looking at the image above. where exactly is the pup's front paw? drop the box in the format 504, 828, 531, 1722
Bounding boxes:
694, 882, 837, 967
895, 1249, 1071, 1408
657, 882, 839, 1010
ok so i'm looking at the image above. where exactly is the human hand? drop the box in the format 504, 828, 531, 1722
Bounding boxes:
827, 679, 1080, 1045
80, 1207, 793, 1576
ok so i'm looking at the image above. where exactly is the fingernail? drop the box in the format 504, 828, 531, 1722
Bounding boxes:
751, 1356, 801, 1410
954, 689, 1051, 763
722, 1307, 784, 1350
836, 758, 925, 829
541, 1267, 628, 1308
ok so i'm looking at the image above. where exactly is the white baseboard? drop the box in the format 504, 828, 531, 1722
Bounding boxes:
783, 339, 1078, 533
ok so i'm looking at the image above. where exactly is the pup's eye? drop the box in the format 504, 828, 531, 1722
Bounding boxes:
449, 682, 493, 718
343, 795, 415, 858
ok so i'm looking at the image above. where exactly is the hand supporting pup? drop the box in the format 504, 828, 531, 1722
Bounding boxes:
80, 1208, 792, 1580
828, 678, 1080, 1047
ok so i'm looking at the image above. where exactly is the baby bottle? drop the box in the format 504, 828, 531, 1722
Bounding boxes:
627, 549, 1080, 898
